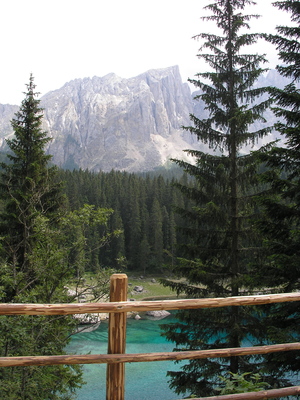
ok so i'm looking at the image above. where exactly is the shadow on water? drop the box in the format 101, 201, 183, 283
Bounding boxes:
67, 314, 185, 400
67, 313, 300, 400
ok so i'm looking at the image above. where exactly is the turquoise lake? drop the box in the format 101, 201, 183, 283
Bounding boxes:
67, 316, 186, 400
66, 316, 300, 400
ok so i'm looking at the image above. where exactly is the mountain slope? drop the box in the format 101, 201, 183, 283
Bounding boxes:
0, 67, 288, 172
42, 66, 200, 172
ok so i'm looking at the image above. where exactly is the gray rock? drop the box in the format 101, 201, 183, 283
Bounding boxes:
73, 313, 101, 324
146, 310, 171, 320
133, 285, 144, 293
0, 67, 197, 172
0, 68, 284, 172
41, 66, 195, 173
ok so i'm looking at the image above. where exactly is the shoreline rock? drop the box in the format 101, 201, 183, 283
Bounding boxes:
145, 310, 171, 320
73, 313, 107, 324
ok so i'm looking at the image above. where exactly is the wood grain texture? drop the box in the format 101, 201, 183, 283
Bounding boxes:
106, 274, 128, 400
1, 292, 300, 315
186, 386, 300, 400
1, 342, 299, 367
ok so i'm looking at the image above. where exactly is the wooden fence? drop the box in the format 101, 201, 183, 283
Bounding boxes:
1, 273, 300, 400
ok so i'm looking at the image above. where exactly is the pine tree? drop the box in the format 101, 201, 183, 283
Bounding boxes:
0, 74, 63, 290
254, 0, 300, 379
0, 75, 83, 399
160, 0, 274, 397
258, 1, 300, 276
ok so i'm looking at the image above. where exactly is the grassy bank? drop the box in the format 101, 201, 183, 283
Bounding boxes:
70, 272, 181, 302
127, 275, 178, 300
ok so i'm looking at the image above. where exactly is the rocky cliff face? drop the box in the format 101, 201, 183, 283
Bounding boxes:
41, 65, 201, 172
0, 67, 286, 172
0, 104, 19, 145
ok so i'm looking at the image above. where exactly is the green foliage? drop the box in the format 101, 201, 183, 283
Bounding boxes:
217, 372, 270, 395
0, 77, 118, 398
0, 76, 86, 399
253, 0, 300, 380
59, 168, 187, 272
256, 0, 300, 289
0, 309, 83, 400
160, 0, 279, 397
60, 204, 121, 276
0, 74, 64, 289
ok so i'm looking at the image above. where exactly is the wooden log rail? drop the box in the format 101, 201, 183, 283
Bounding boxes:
0, 274, 300, 400
1, 292, 300, 315
1, 343, 300, 367
184, 385, 300, 400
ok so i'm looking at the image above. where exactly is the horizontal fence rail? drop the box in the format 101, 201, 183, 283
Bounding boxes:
1, 292, 300, 315
1, 343, 300, 367
1, 274, 300, 400
184, 385, 300, 400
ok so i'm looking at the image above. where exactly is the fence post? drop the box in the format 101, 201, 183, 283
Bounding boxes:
106, 273, 128, 400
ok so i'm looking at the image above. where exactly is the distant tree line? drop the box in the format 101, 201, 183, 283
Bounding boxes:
58, 167, 192, 273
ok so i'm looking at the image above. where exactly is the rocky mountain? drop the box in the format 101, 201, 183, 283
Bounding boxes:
0, 66, 290, 172
42, 66, 203, 172
0, 66, 201, 172
0, 104, 19, 139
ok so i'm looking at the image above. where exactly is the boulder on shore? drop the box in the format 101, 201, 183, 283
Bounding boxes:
73, 313, 102, 324
145, 310, 171, 320
133, 285, 144, 293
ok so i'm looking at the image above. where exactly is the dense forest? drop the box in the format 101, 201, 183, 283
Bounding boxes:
58, 167, 190, 273
0, 153, 191, 275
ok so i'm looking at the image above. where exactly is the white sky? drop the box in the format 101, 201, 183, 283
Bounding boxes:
0, 0, 292, 105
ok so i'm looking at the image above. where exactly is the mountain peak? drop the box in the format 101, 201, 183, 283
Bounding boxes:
0, 67, 281, 172
101, 72, 122, 82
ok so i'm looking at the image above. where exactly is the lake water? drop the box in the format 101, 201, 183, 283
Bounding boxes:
67, 315, 185, 400
67, 316, 300, 400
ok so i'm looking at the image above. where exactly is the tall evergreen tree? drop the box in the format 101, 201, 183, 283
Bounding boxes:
254, 0, 300, 380
0, 74, 63, 289
161, 1, 274, 397
258, 1, 300, 278
0, 76, 83, 399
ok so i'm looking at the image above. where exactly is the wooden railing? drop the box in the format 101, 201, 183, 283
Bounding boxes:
1, 273, 300, 400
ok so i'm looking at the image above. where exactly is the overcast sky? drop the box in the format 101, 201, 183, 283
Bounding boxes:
0, 0, 292, 105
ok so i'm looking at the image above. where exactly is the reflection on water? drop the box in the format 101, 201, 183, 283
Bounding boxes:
66, 316, 185, 400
